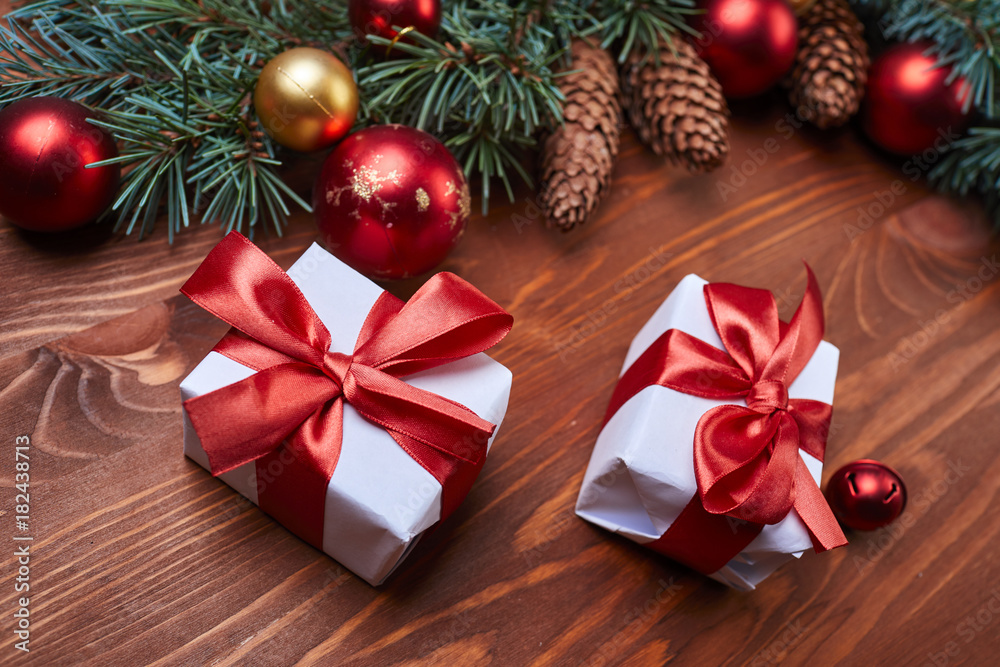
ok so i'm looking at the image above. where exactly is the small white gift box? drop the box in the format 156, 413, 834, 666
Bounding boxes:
180, 243, 512, 585
575, 274, 839, 590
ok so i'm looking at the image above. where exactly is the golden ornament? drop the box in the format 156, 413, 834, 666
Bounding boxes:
786, 0, 817, 15
253, 47, 358, 152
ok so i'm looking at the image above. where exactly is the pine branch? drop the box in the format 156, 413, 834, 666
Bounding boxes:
0, 0, 341, 239
354, 0, 578, 212
850, 0, 1000, 116
588, 0, 700, 64
929, 126, 1000, 225
851, 1, 1000, 227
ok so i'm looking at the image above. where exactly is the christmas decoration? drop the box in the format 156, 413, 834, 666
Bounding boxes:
348, 0, 442, 43
691, 0, 799, 99
538, 39, 622, 231
0, 1, 787, 239
861, 42, 972, 156
0, 97, 120, 233
180, 232, 513, 585
253, 47, 359, 153
577, 268, 846, 590
4, 0, 998, 237
621, 39, 730, 173
313, 124, 469, 280
788, 0, 869, 129
826, 460, 907, 531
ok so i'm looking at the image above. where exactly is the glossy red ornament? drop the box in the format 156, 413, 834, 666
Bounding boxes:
0, 97, 120, 232
313, 124, 469, 280
825, 459, 907, 531
348, 0, 442, 43
690, 0, 799, 98
862, 42, 972, 155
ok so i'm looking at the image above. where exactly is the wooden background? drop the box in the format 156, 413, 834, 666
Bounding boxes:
3, 83, 1000, 665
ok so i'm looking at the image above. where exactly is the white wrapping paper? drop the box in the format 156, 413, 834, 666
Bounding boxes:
180, 243, 512, 585
575, 274, 838, 590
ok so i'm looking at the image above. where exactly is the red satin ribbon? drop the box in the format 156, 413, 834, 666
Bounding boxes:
603, 267, 846, 574
181, 232, 513, 549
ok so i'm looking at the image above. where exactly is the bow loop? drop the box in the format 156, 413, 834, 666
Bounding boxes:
354, 271, 513, 376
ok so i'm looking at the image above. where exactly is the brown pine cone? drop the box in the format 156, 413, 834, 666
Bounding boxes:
621, 39, 730, 172
788, 0, 870, 128
538, 38, 623, 231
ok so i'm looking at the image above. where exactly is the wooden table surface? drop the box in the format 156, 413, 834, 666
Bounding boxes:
3, 90, 1000, 666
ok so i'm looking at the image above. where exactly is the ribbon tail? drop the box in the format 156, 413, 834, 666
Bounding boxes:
392, 431, 488, 524
256, 399, 345, 551
346, 365, 496, 464
792, 457, 847, 552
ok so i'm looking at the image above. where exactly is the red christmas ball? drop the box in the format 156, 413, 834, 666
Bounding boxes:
0, 97, 120, 232
313, 124, 469, 280
691, 0, 799, 98
348, 0, 442, 43
825, 460, 907, 531
862, 42, 972, 155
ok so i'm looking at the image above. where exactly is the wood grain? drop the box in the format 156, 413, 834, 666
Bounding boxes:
3, 95, 1000, 666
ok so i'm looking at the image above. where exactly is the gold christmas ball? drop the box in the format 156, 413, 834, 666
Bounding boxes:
786, 0, 816, 14
253, 47, 358, 152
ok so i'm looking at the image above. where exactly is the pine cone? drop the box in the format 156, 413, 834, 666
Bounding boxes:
788, 0, 869, 129
621, 39, 730, 172
539, 38, 622, 231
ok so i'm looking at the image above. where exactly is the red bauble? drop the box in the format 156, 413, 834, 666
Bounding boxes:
691, 0, 799, 98
348, 0, 442, 43
825, 460, 907, 531
862, 42, 972, 155
313, 124, 469, 280
0, 97, 120, 233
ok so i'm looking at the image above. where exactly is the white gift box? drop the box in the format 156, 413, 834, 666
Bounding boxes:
180, 243, 512, 585
575, 274, 839, 590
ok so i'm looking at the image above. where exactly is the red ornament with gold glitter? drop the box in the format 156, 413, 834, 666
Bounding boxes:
348, 0, 442, 43
690, 0, 799, 99
825, 459, 907, 531
312, 124, 469, 280
0, 97, 120, 232
862, 42, 973, 155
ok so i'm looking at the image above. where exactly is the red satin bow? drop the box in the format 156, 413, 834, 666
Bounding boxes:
604, 267, 846, 573
181, 232, 513, 548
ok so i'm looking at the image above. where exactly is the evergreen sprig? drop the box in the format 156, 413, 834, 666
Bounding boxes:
850, 0, 1000, 226
357, 1, 583, 207
0, 0, 703, 238
589, 0, 699, 63
6, 1, 998, 237
0, 0, 340, 238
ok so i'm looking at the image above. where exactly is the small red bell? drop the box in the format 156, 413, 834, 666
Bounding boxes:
825, 459, 907, 531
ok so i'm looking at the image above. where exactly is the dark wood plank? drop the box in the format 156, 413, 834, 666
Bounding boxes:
3, 96, 1000, 666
